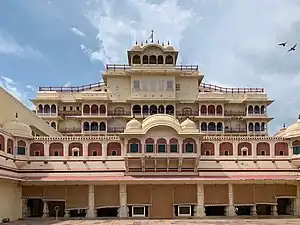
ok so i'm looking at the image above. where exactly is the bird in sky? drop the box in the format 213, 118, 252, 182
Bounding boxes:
287, 44, 297, 52
278, 41, 287, 47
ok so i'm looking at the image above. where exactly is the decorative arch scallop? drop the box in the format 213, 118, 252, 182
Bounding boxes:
256, 142, 270, 156
201, 142, 214, 156
207, 105, 215, 115
157, 55, 163, 64
100, 104, 106, 114
17, 140, 26, 155
219, 142, 233, 156
128, 138, 142, 153
88, 142, 102, 156
169, 138, 179, 153
183, 138, 196, 153
30, 142, 45, 156
107, 142, 121, 156
142, 55, 149, 64
238, 142, 252, 156
0, 134, 5, 151
275, 142, 289, 156
132, 55, 141, 64
49, 142, 64, 156
200, 105, 207, 115
216, 105, 223, 115
91, 104, 99, 115
145, 138, 155, 153
83, 104, 90, 114
156, 138, 167, 153
68, 142, 83, 156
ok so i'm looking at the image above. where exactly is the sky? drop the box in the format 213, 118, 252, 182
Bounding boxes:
0, 0, 300, 134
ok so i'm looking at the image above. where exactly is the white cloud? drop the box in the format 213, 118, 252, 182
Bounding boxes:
70, 27, 86, 37
83, 0, 199, 65
0, 31, 42, 58
0, 76, 35, 109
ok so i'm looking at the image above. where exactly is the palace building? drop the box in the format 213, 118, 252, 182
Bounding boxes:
1, 39, 300, 221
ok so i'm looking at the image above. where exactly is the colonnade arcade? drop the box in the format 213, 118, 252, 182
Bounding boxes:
22, 182, 300, 219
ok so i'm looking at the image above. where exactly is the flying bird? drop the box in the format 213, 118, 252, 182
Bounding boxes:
287, 44, 297, 52
278, 41, 287, 47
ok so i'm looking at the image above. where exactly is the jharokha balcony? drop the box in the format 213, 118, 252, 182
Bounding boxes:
199, 83, 264, 93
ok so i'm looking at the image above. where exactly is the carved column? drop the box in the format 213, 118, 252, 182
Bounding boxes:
87, 185, 96, 218
271, 204, 278, 216
118, 184, 128, 218
102, 142, 107, 157
194, 184, 205, 217
22, 199, 28, 218
83, 142, 89, 157
226, 183, 236, 216
44, 141, 49, 157
215, 141, 220, 157
63, 142, 69, 157
42, 200, 49, 218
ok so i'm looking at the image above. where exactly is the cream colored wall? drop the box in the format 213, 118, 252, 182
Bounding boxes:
58, 119, 81, 130
175, 77, 199, 101
224, 103, 246, 112
0, 179, 22, 221
130, 75, 175, 100
176, 103, 198, 112
107, 118, 127, 128
107, 103, 131, 113
0, 88, 61, 137
106, 76, 131, 101
224, 119, 247, 129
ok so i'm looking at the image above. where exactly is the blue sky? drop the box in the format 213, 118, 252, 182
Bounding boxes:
0, 0, 300, 134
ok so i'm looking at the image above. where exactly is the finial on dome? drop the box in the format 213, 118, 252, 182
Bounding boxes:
157, 40, 160, 44
298, 114, 300, 120
141, 41, 143, 46
162, 42, 164, 46
167, 40, 170, 45
135, 40, 138, 45
15, 113, 18, 119
133, 115, 135, 119
283, 124, 286, 128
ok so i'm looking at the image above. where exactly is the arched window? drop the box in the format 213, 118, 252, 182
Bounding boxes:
261, 105, 265, 114
200, 105, 207, 115
91, 122, 98, 131
166, 105, 174, 115
254, 105, 260, 114
17, 140, 26, 155
149, 55, 156, 64
150, 105, 157, 115
38, 104, 43, 113
44, 105, 50, 113
50, 104, 56, 114
132, 55, 141, 64
91, 105, 98, 115
99, 105, 106, 114
248, 122, 254, 131
142, 55, 148, 64
165, 55, 173, 64
261, 122, 266, 131
99, 122, 106, 131
158, 105, 164, 114
132, 105, 141, 115
50, 122, 56, 130
72, 147, 79, 156
216, 105, 223, 115
83, 122, 89, 131
83, 105, 90, 114
142, 105, 149, 115
208, 105, 215, 115
216, 122, 223, 131
255, 122, 260, 131
182, 107, 192, 116
201, 122, 207, 131
145, 138, 155, 153
292, 140, 300, 155
248, 105, 253, 114
158, 55, 163, 64
208, 122, 216, 131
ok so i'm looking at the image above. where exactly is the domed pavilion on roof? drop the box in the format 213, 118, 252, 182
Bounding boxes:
1, 33, 300, 221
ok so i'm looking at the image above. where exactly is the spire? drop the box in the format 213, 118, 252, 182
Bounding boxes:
148, 30, 154, 43
283, 124, 286, 128
15, 113, 18, 119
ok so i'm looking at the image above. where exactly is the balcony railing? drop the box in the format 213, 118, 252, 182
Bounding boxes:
107, 127, 125, 133
39, 82, 104, 92
176, 111, 199, 117
107, 111, 131, 116
58, 111, 81, 116
200, 83, 264, 93
200, 112, 223, 116
224, 111, 246, 117
58, 128, 82, 134
106, 64, 199, 71
224, 128, 247, 133
37, 113, 57, 117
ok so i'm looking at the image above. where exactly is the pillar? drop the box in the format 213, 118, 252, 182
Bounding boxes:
87, 185, 96, 218
102, 142, 107, 157
118, 184, 128, 218
271, 205, 278, 216
83, 142, 89, 157
226, 183, 236, 216
22, 199, 28, 218
63, 143, 69, 157
194, 184, 205, 217
295, 183, 300, 216
251, 205, 257, 216
42, 200, 49, 218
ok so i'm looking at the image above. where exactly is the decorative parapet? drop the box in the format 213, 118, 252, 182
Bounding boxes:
203, 136, 287, 141
33, 135, 120, 141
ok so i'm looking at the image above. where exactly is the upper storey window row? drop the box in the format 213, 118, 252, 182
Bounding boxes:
133, 80, 174, 91
132, 55, 174, 65
248, 105, 266, 115
37, 104, 56, 115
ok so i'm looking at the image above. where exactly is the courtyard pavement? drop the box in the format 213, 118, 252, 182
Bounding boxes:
4, 218, 300, 225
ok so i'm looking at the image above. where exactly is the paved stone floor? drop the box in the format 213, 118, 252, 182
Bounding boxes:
5, 218, 300, 225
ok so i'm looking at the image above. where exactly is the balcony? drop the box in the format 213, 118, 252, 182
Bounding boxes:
200, 83, 264, 93
107, 111, 131, 117
176, 111, 199, 117
107, 127, 125, 133
106, 64, 198, 71
39, 82, 104, 92
58, 128, 81, 134
37, 113, 57, 117
224, 127, 247, 134
224, 110, 246, 117
58, 111, 81, 117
